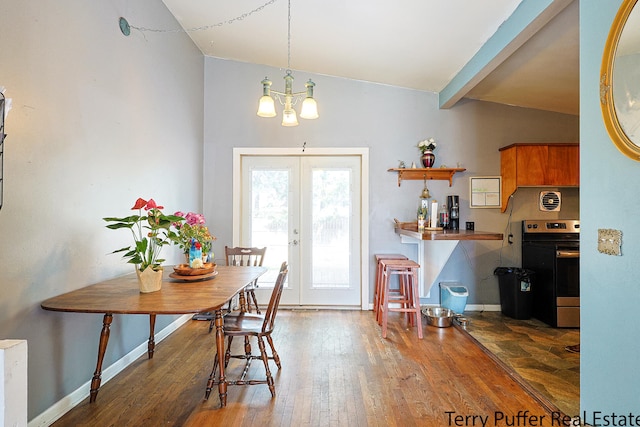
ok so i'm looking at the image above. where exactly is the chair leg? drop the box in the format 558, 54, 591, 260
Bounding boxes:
410, 267, 423, 339
225, 336, 234, 367
265, 335, 281, 369
374, 261, 383, 322
257, 336, 275, 397
248, 290, 261, 314
205, 353, 219, 400
402, 273, 414, 326
380, 269, 390, 338
244, 336, 252, 358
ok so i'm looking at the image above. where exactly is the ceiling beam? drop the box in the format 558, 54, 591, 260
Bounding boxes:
438, 0, 575, 109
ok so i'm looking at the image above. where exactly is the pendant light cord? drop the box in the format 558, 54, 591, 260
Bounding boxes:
287, 0, 292, 71
123, 0, 278, 34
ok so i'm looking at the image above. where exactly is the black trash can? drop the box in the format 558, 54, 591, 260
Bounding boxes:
493, 267, 534, 320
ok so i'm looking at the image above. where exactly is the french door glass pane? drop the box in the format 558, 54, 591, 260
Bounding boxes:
250, 169, 289, 286
311, 168, 350, 289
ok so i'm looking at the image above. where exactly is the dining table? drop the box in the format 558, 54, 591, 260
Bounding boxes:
41, 265, 267, 407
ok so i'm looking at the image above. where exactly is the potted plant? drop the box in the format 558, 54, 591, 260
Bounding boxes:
417, 137, 437, 168
104, 198, 184, 293
171, 211, 216, 264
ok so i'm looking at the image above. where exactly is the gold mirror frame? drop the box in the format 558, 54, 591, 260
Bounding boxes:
601, 0, 640, 160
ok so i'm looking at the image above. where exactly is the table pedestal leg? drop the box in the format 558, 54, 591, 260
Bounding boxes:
148, 314, 156, 359
90, 313, 112, 403
214, 309, 227, 407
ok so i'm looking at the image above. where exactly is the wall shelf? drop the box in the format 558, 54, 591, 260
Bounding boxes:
387, 168, 466, 187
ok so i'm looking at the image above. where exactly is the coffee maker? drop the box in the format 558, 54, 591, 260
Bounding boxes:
447, 195, 460, 230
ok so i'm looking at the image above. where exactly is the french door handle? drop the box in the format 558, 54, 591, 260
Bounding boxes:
289, 239, 299, 246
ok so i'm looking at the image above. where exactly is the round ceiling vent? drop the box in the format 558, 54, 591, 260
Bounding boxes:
539, 191, 561, 211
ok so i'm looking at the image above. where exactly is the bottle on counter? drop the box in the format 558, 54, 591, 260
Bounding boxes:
450, 202, 459, 230
439, 204, 449, 229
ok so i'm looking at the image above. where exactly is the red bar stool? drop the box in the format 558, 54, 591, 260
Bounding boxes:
373, 254, 408, 322
378, 259, 423, 339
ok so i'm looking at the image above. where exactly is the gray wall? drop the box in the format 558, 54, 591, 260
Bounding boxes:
203, 57, 579, 307
0, 0, 204, 420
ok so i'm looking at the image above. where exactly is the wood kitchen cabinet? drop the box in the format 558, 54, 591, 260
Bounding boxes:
499, 143, 579, 212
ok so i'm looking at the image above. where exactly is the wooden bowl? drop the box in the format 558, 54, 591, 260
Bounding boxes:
173, 263, 216, 276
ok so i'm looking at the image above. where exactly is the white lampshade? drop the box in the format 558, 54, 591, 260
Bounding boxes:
300, 97, 318, 120
257, 95, 276, 117
282, 108, 299, 126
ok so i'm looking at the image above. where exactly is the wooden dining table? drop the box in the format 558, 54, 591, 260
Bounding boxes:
41, 265, 267, 407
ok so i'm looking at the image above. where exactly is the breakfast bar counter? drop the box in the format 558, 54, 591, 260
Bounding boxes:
394, 224, 503, 241
394, 222, 503, 297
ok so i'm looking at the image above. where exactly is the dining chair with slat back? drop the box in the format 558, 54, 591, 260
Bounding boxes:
225, 246, 266, 313
205, 261, 288, 401
208, 246, 267, 333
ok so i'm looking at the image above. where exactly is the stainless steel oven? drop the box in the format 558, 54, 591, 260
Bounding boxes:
521, 220, 580, 328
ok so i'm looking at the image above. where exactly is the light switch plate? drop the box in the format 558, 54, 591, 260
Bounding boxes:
598, 228, 622, 256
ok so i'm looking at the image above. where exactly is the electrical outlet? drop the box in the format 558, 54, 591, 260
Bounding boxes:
598, 228, 622, 256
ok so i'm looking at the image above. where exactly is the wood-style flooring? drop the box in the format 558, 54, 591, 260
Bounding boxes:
461, 311, 580, 417
52, 310, 559, 427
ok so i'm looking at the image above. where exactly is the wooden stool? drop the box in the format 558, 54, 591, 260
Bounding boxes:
373, 254, 408, 322
378, 259, 423, 339
377, 258, 417, 327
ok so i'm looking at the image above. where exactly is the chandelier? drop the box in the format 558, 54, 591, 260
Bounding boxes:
256, 0, 318, 126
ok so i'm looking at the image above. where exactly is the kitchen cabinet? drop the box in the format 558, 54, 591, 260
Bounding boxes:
387, 167, 466, 187
499, 143, 579, 212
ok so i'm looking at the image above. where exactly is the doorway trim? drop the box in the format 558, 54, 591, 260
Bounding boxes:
233, 147, 370, 310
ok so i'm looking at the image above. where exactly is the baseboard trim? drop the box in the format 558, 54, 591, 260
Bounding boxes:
464, 304, 501, 312
29, 314, 192, 427
367, 302, 502, 312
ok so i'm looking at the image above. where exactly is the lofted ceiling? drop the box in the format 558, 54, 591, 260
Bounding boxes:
159, 0, 579, 115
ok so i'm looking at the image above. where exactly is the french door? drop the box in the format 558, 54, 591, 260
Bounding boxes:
235, 151, 365, 307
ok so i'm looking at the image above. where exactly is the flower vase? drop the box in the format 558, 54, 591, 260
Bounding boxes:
421, 151, 435, 168
136, 267, 163, 293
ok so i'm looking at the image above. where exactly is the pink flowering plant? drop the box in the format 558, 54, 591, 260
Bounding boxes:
103, 198, 184, 272
171, 212, 216, 255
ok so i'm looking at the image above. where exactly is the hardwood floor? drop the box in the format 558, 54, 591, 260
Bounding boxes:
52, 310, 557, 427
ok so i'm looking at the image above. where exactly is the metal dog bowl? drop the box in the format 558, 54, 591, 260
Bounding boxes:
422, 307, 455, 328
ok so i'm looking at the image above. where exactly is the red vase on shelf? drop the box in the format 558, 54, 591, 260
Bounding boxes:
421, 151, 435, 168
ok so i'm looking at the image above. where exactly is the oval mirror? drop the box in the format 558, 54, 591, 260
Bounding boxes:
601, 0, 640, 160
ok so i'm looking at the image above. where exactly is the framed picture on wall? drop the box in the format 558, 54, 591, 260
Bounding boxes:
469, 176, 501, 208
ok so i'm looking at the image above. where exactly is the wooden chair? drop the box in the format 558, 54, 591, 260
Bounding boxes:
225, 246, 267, 313
206, 246, 267, 333
205, 262, 288, 400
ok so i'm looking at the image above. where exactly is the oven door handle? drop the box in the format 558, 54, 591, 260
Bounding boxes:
556, 250, 580, 258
